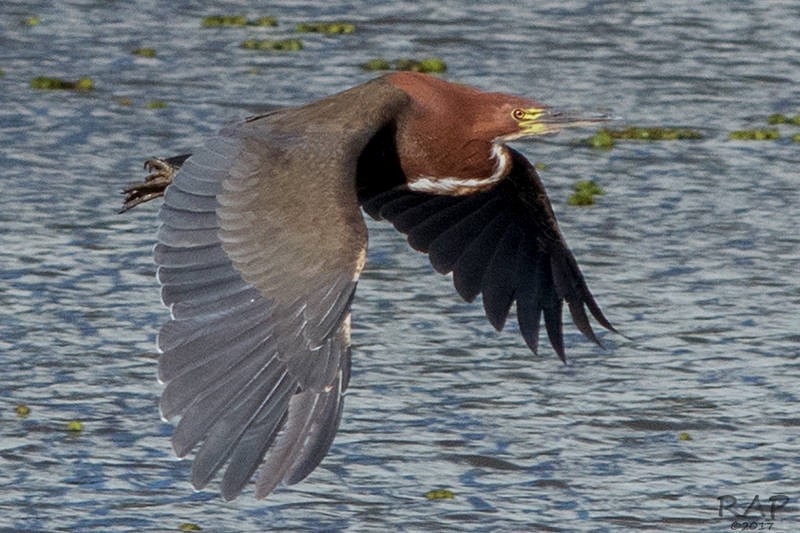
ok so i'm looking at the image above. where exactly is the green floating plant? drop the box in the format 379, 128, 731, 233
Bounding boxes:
585, 129, 615, 149
146, 100, 167, 109
766, 113, 800, 126
728, 129, 780, 141
295, 21, 355, 34
360, 57, 447, 73
65, 420, 83, 433
360, 58, 391, 71
30, 76, 94, 91
201, 15, 248, 27
424, 489, 455, 500
568, 180, 605, 206
251, 16, 278, 27
132, 47, 156, 58
240, 39, 303, 51
585, 126, 702, 149
201, 15, 277, 27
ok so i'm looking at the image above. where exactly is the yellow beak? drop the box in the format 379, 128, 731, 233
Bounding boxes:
512, 107, 609, 139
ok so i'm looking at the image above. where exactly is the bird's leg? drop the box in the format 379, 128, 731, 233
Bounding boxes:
120, 154, 190, 213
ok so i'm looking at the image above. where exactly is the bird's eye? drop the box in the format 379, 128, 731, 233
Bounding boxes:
512, 108, 527, 120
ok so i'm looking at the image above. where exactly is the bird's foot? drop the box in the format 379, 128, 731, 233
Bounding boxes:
120, 158, 176, 213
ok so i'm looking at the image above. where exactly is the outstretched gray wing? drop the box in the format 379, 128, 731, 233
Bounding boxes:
155, 79, 408, 500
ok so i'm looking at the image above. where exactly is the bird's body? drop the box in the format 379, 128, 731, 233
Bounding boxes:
123, 73, 614, 500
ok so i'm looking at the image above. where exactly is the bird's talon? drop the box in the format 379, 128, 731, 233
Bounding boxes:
121, 157, 177, 212
143, 158, 171, 177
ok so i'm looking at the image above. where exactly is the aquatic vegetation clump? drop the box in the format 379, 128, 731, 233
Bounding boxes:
240, 39, 303, 51
678, 431, 692, 441
425, 489, 455, 500
65, 420, 83, 433
146, 100, 167, 109
360, 58, 391, 71
132, 47, 156, 58
30, 76, 94, 91
766, 113, 800, 126
585, 129, 615, 149
178, 523, 202, 532
396, 57, 447, 73
361, 57, 447, 73
295, 22, 355, 34
202, 15, 277, 27
792, 133, 800, 143
251, 16, 278, 27
15, 404, 30, 417
728, 129, 780, 141
24, 16, 41, 26
201, 15, 248, 27
585, 127, 701, 148
623, 127, 702, 140
568, 180, 605, 206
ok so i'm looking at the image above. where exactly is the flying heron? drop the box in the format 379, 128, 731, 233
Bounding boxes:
122, 72, 616, 500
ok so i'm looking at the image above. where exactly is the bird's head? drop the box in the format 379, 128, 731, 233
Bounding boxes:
387, 72, 603, 144
473, 93, 608, 144
385, 72, 605, 189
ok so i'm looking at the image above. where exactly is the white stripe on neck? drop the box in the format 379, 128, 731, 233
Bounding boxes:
408, 144, 509, 195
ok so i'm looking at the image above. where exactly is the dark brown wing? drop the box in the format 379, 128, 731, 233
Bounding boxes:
155, 78, 409, 500
359, 145, 614, 361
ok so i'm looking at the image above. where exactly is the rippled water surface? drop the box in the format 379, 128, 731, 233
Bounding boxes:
2, 1, 799, 531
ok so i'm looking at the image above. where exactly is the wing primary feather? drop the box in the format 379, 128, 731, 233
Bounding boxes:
219, 410, 288, 501
285, 383, 344, 485
158, 305, 274, 383
160, 275, 249, 309
515, 237, 544, 354
481, 224, 523, 331
163, 186, 219, 213
253, 389, 322, 498
360, 187, 408, 219
451, 211, 513, 302
427, 195, 505, 274
539, 256, 566, 362
168, 287, 260, 320
567, 300, 601, 346
191, 370, 295, 490
159, 204, 219, 230
158, 297, 271, 353
157, 226, 220, 248
154, 243, 228, 269
157, 262, 240, 287
387, 195, 459, 235
169, 344, 280, 456
543, 301, 566, 362
160, 329, 275, 423
406, 194, 488, 252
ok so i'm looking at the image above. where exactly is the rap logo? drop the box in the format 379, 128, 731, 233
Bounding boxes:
717, 494, 789, 519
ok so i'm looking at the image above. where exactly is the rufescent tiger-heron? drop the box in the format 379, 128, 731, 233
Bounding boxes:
122, 72, 617, 500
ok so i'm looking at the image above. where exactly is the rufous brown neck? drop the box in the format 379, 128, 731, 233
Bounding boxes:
387, 73, 513, 195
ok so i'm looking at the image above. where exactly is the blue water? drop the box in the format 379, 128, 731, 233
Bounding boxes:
1, 1, 798, 531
